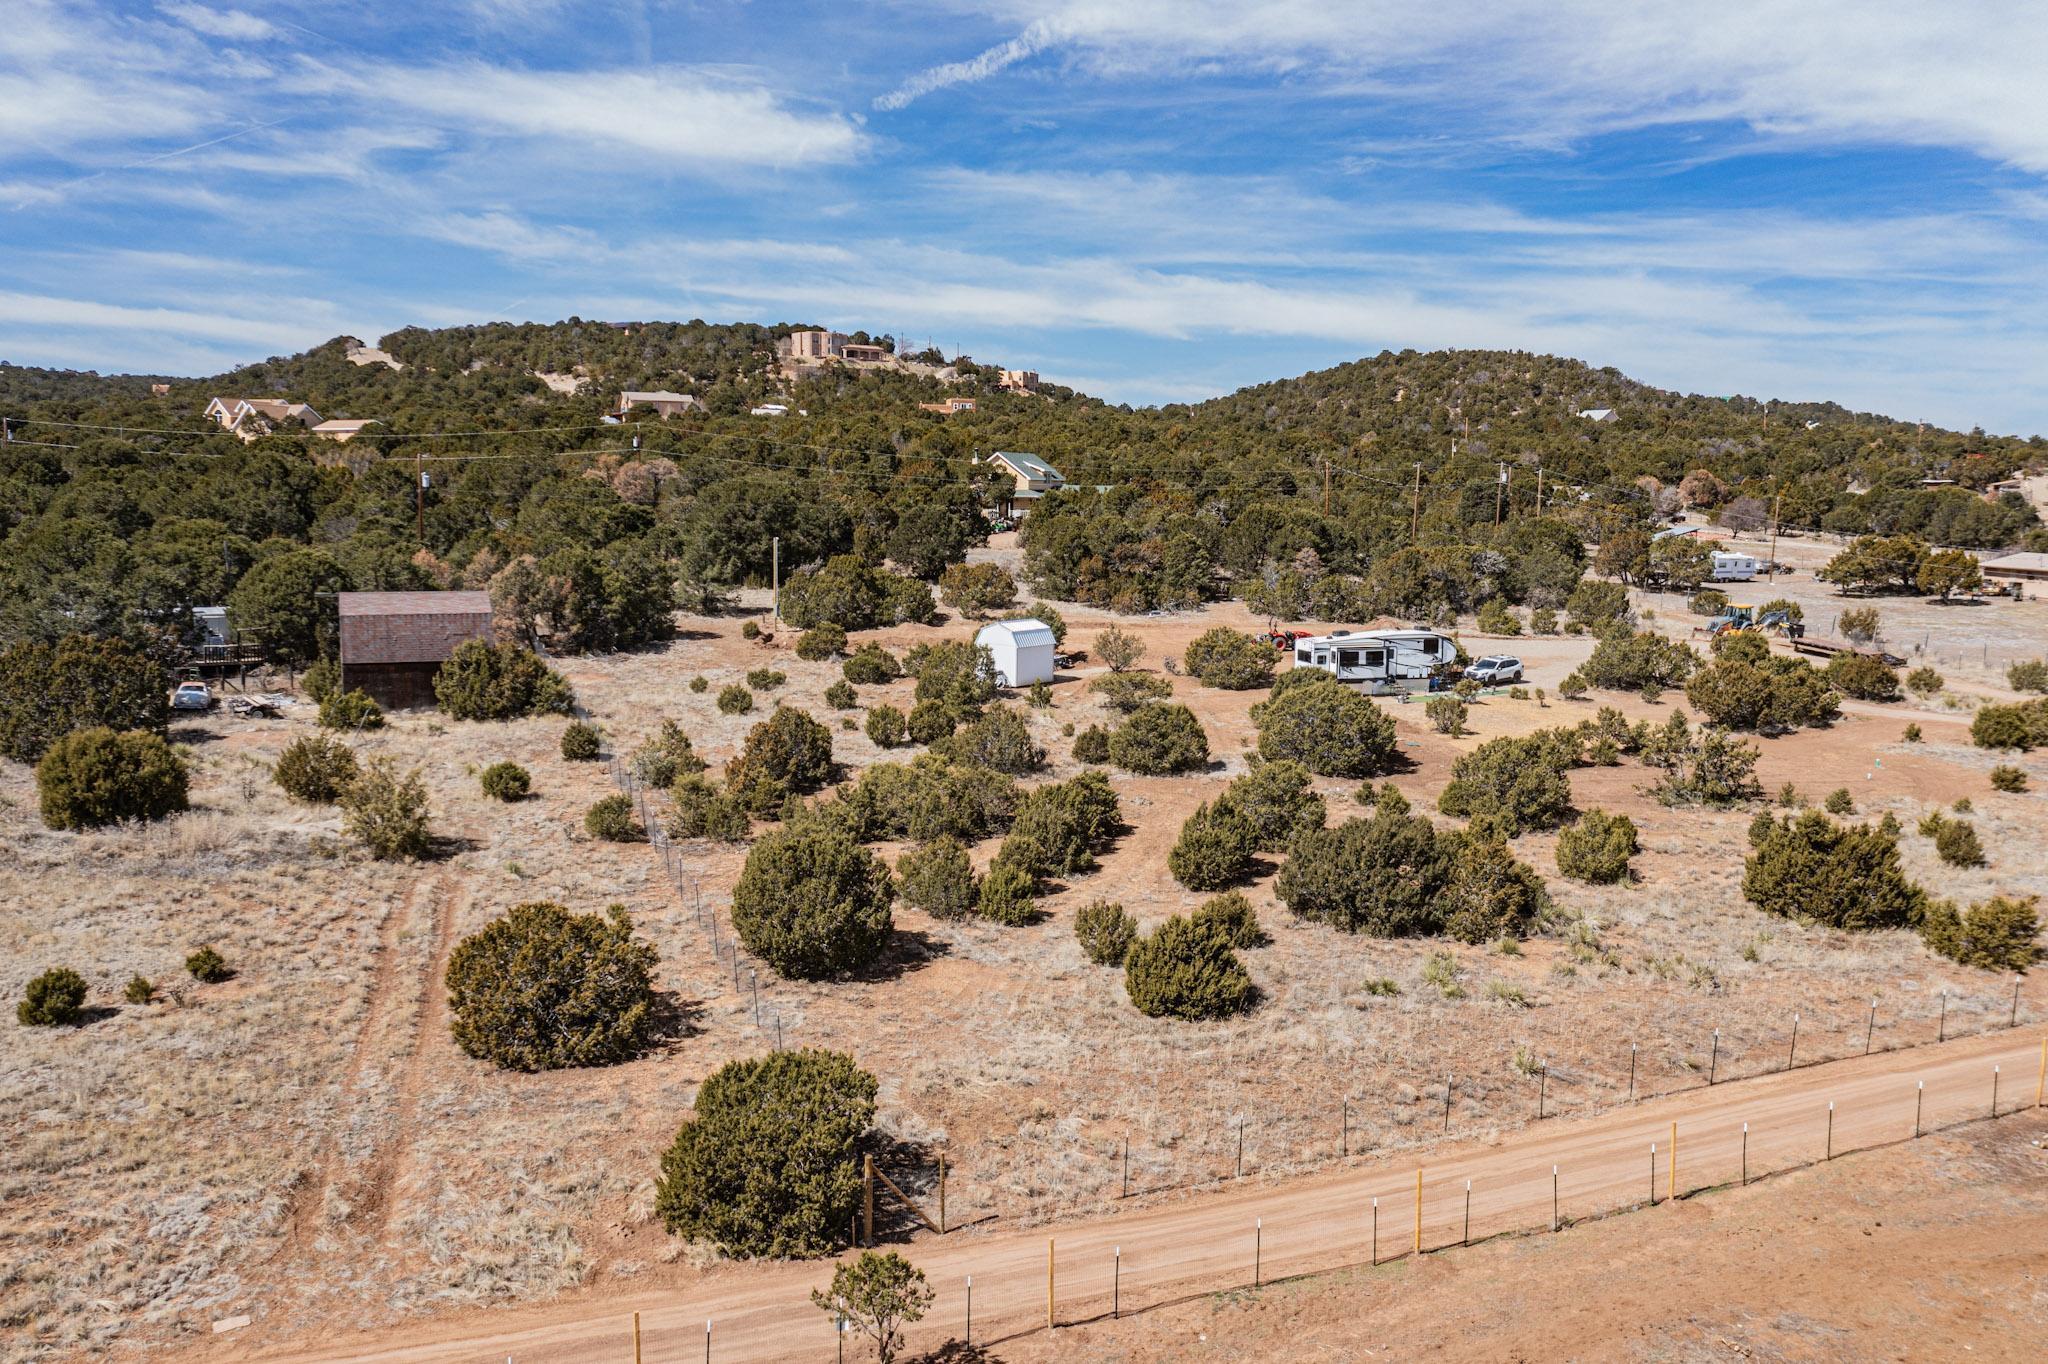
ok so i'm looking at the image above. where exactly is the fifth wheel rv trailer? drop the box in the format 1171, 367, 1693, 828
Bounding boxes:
1710, 550, 1760, 582
1291, 629, 1458, 694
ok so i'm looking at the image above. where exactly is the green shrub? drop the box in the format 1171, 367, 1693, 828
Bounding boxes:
36, 728, 189, 830
1558, 671, 1588, 700
1072, 724, 1112, 764
937, 562, 1018, 618
2007, 660, 2048, 694
932, 706, 1045, 773
731, 827, 894, 978
655, 1049, 876, 1257
907, 640, 999, 711
1168, 801, 1256, 890
1277, 810, 1543, 943
825, 680, 858, 710
340, 756, 431, 859
1823, 787, 1854, 814
726, 707, 836, 814
560, 720, 602, 760
634, 720, 707, 788
864, 704, 908, 748
795, 623, 849, 661
302, 656, 340, 704
717, 684, 756, 715
1643, 716, 1762, 808
1827, 652, 1901, 702
689, 675, 709, 693
1213, 759, 1324, 851
741, 620, 761, 640
1935, 817, 1985, 867
999, 770, 1121, 877
747, 668, 787, 691
1565, 579, 1632, 632
433, 640, 574, 719
1906, 666, 1944, 697
842, 645, 902, 685
1743, 811, 1926, 930
977, 861, 1038, 924
1123, 915, 1256, 1020
1972, 698, 2048, 750
479, 761, 531, 801
585, 794, 641, 841
444, 902, 657, 1071
1685, 656, 1840, 733
1436, 731, 1576, 836
1990, 764, 2028, 792
1252, 683, 1397, 777
318, 689, 385, 731
18, 967, 88, 1026
1028, 679, 1052, 708
1094, 624, 1144, 672
123, 974, 154, 1005
1193, 890, 1262, 947
1580, 631, 1697, 693
185, 945, 230, 983
1554, 809, 1639, 883
0, 633, 168, 764
906, 699, 958, 745
1838, 606, 1882, 643
1426, 693, 1470, 737
1182, 628, 1277, 689
1903, 723, 1923, 742
1074, 901, 1137, 965
668, 775, 751, 842
1919, 895, 2042, 972
1688, 589, 1730, 616
273, 734, 359, 804
1090, 671, 1177, 715
1108, 703, 1210, 774
1529, 607, 1559, 635
895, 838, 979, 920
1477, 599, 1522, 634
1711, 631, 1769, 664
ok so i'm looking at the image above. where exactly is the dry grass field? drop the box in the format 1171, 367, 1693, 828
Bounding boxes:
4, 576, 2045, 1362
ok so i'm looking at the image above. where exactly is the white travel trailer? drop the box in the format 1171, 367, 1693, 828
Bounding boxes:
1710, 550, 1761, 582
1290, 628, 1457, 694
975, 619, 1057, 688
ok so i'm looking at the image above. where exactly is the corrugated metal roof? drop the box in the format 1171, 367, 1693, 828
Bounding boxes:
991, 450, 1063, 482
338, 590, 493, 617
1983, 552, 2048, 572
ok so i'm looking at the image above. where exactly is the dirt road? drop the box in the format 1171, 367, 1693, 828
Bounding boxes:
212, 1025, 2044, 1364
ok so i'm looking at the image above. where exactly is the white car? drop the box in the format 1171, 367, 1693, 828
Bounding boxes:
1464, 655, 1524, 685
170, 682, 214, 712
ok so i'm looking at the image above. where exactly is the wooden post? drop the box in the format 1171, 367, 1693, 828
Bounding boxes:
1668, 1122, 1677, 1200
1413, 1169, 1423, 1255
2036, 1039, 2045, 1108
863, 1155, 874, 1247
634, 1311, 641, 1364
1628, 1043, 1637, 1104
1047, 1238, 1055, 1330
1371, 1196, 1378, 1265
938, 1152, 946, 1234
1992, 1065, 2000, 1118
1826, 1102, 1835, 1159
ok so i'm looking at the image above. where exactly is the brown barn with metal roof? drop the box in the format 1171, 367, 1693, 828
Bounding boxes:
337, 591, 494, 710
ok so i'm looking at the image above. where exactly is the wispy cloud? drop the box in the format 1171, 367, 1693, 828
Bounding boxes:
158, 3, 277, 42
875, 19, 1060, 110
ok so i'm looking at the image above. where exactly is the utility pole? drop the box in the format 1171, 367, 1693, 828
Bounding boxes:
1411, 463, 1422, 544
415, 449, 425, 547
772, 536, 782, 622
1535, 465, 1543, 516
1767, 491, 1784, 584
1494, 462, 1506, 530
1322, 455, 1332, 515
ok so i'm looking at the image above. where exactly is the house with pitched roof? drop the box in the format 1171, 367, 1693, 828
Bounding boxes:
984, 450, 1065, 518
204, 397, 322, 441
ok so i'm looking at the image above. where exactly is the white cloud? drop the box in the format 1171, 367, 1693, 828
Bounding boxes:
0, 290, 319, 350
158, 3, 277, 42
300, 61, 862, 168
884, 3, 2048, 174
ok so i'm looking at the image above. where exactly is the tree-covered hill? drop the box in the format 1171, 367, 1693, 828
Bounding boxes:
0, 323, 2039, 657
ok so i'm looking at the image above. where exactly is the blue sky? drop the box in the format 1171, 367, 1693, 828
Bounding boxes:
4, 2, 2048, 432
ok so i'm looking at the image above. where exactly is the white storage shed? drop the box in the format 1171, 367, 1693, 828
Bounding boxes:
975, 619, 1056, 687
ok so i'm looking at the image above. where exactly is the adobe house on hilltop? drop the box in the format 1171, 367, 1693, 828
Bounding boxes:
338, 590, 494, 710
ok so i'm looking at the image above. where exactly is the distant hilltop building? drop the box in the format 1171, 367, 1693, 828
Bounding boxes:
204, 397, 321, 440
919, 397, 977, 415
1576, 407, 1616, 422
999, 370, 1039, 392
310, 418, 381, 443
615, 390, 705, 419
779, 329, 848, 361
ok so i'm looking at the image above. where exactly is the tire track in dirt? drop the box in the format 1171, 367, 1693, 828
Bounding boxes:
351, 868, 470, 1242
276, 873, 431, 1258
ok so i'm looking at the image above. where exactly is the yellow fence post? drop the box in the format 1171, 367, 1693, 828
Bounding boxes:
1414, 1169, 1423, 1255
